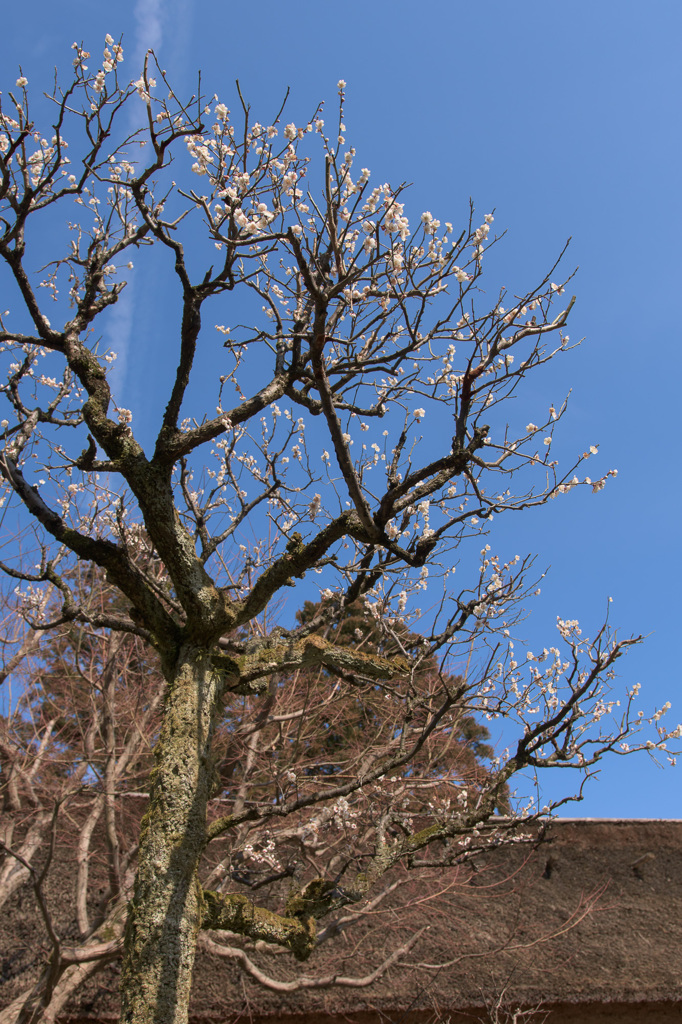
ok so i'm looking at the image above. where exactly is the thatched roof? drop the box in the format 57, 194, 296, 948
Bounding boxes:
2, 820, 682, 1023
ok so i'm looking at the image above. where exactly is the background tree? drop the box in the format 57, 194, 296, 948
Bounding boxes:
1, 564, 516, 1021
290, 596, 509, 810
0, 563, 164, 1023
0, 39, 678, 1024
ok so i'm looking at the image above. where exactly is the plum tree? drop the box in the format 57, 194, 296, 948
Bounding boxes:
0, 39, 677, 1024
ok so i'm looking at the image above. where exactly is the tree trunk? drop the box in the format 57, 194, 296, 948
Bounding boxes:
119, 645, 223, 1024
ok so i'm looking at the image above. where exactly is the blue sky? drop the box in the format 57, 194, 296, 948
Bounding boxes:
1, 1, 680, 817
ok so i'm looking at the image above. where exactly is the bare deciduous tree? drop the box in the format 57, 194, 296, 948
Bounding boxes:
0, 571, 519, 1021
0, 38, 677, 1024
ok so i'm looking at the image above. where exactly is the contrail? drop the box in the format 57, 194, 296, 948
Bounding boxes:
132, 0, 164, 68
105, 282, 135, 397
105, 0, 165, 402
105, 0, 193, 418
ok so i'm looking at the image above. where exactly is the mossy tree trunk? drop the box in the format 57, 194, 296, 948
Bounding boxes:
119, 645, 223, 1024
